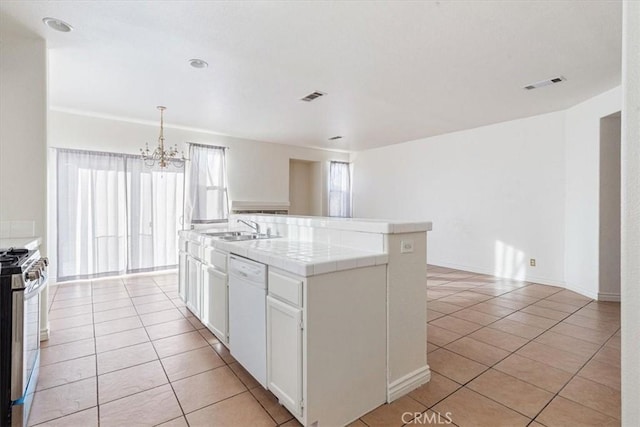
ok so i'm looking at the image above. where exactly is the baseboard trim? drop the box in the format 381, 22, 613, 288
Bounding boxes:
387, 365, 431, 402
563, 282, 599, 300
428, 260, 565, 288
597, 292, 621, 302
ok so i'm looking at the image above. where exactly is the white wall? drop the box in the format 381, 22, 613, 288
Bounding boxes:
0, 33, 47, 252
598, 113, 621, 300
48, 110, 348, 206
621, 0, 640, 423
352, 111, 567, 286
564, 87, 622, 298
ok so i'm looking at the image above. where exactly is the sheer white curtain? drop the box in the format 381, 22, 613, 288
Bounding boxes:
127, 158, 184, 271
54, 149, 184, 280
184, 144, 228, 226
329, 161, 352, 218
56, 150, 128, 279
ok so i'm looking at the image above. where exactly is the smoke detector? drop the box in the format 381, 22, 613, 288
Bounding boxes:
523, 76, 566, 90
300, 91, 326, 102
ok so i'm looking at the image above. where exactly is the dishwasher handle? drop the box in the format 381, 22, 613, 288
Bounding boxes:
229, 255, 267, 283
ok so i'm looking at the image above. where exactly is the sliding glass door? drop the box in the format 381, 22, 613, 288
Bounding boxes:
54, 149, 184, 281
127, 159, 184, 272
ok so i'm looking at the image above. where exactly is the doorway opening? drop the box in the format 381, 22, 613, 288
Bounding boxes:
288, 159, 323, 216
599, 111, 621, 300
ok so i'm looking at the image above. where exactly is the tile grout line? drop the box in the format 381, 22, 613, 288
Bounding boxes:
424, 272, 617, 424
526, 324, 622, 424
427, 266, 620, 420
128, 275, 192, 426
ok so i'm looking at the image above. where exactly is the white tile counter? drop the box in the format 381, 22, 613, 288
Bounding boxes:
179, 230, 387, 277
181, 215, 430, 277
233, 213, 432, 234
217, 238, 388, 277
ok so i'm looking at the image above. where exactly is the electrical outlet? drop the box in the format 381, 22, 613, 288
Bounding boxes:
401, 240, 414, 254
530, 258, 536, 267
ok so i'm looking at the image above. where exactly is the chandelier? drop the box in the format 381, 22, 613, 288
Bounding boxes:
140, 106, 186, 168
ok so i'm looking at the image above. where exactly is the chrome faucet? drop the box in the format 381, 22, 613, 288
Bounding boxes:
237, 219, 260, 234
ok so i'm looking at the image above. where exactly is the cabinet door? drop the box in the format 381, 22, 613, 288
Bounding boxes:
178, 251, 188, 303
266, 295, 303, 418
202, 264, 228, 345
186, 255, 202, 318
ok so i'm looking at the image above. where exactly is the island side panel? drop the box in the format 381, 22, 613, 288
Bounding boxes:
305, 265, 387, 426
385, 231, 430, 400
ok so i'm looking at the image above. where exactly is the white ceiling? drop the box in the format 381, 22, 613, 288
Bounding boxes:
0, 1, 622, 151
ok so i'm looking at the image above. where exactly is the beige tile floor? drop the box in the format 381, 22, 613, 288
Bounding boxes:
31, 266, 620, 426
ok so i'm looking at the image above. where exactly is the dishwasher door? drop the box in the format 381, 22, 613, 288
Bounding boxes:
228, 255, 267, 388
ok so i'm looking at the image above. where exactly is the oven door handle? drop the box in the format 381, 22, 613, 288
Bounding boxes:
23, 278, 46, 299
11, 290, 25, 401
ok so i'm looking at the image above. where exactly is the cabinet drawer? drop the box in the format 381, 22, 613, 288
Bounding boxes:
268, 271, 303, 307
203, 247, 227, 271
179, 237, 188, 252
187, 241, 202, 259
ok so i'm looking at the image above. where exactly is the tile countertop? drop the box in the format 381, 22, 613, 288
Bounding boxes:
180, 230, 387, 277
218, 238, 388, 277
0, 236, 42, 250
232, 214, 433, 234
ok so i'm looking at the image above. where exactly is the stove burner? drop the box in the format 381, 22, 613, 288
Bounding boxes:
6, 247, 28, 256
0, 256, 18, 264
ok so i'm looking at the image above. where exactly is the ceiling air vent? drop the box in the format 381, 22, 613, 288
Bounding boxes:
328, 135, 343, 141
523, 76, 566, 90
300, 91, 326, 102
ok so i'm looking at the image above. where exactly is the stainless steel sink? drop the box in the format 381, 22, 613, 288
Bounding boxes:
202, 230, 278, 241
219, 233, 276, 242
203, 231, 249, 237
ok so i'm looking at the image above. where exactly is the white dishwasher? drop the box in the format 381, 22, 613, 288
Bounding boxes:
228, 255, 268, 388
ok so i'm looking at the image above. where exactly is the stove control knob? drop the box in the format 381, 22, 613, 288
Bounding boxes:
42, 257, 49, 266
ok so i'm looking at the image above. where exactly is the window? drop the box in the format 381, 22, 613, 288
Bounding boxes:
52, 148, 184, 280
329, 161, 352, 217
184, 143, 229, 225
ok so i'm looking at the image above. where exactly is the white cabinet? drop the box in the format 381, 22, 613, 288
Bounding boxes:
178, 250, 188, 302
202, 264, 228, 345
266, 295, 303, 418
267, 266, 386, 426
186, 255, 202, 317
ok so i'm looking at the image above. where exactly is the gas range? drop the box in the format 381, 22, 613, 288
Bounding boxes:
0, 248, 35, 274
0, 248, 47, 289
0, 248, 48, 426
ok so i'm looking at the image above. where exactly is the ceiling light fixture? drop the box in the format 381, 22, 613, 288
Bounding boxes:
189, 58, 208, 69
140, 106, 186, 168
42, 17, 73, 32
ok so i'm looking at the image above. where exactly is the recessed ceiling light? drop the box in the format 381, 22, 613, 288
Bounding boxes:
189, 59, 208, 69
42, 17, 73, 32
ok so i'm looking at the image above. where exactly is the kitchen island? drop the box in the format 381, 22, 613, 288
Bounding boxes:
179, 214, 431, 426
